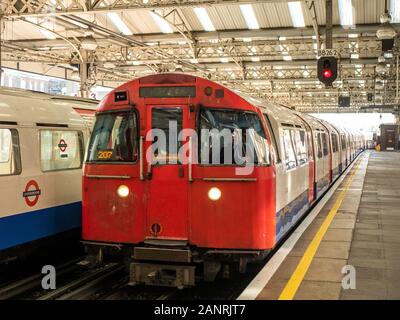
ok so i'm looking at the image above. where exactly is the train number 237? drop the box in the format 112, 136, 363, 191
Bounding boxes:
97, 150, 113, 159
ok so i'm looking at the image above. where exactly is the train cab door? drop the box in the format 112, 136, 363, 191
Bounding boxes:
144, 105, 190, 241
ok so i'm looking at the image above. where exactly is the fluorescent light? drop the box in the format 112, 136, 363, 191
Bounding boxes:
251, 57, 260, 62
288, 2, 305, 28
150, 11, 173, 33
190, 58, 199, 63
391, 0, 400, 22
107, 12, 132, 35
348, 33, 358, 38
242, 37, 252, 42
351, 53, 359, 59
279, 36, 287, 41
194, 7, 215, 31
283, 55, 292, 61
239, 4, 259, 29
338, 0, 354, 27
220, 57, 229, 63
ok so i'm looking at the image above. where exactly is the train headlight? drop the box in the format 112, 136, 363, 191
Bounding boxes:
117, 185, 129, 198
208, 187, 221, 201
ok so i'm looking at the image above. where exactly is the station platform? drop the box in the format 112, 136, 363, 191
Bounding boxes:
239, 150, 400, 300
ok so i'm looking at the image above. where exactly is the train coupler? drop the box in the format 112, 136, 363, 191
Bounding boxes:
128, 262, 195, 289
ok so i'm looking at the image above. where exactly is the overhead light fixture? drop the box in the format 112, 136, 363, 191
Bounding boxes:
283, 55, 292, 61
150, 11, 173, 33
338, 0, 355, 27
80, 35, 98, 51
288, 2, 305, 28
384, 52, 393, 59
194, 7, 215, 31
220, 57, 229, 63
351, 53, 359, 59
278, 36, 287, 41
348, 33, 358, 38
390, 0, 400, 22
107, 12, 133, 35
252, 57, 260, 62
376, 13, 397, 39
240, 4, 259, 29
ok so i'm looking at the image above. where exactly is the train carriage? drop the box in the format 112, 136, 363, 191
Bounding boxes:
0, 88, 96, 263
82, 73, 364, 288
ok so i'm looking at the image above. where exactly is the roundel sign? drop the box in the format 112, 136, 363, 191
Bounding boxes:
23, 180, 41, 207
58, 139, 68, 152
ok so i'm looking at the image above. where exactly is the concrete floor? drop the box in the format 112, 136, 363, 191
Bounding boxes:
256, 151, 400, 300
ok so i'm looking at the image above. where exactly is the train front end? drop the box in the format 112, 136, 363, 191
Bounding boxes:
82, 74, 276, 288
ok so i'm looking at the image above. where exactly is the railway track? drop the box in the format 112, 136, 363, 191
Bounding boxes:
0, 257, 83, 300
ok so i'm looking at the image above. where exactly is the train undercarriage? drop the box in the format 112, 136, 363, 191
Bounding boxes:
82, 240, 269, 289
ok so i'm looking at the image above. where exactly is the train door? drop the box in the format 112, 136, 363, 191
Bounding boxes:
295, 115, 315, 203
145, 105, 190, 240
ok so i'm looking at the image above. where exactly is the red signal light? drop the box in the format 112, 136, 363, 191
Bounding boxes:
323, 69, 332, 79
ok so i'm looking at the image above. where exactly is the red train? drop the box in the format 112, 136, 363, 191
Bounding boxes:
82, 73, 365, 288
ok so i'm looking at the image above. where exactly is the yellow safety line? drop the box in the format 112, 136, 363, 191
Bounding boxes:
278, 157, 363, 300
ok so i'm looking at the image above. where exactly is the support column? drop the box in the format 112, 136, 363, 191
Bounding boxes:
79, 61, 89, 98
326, 0, 333, 49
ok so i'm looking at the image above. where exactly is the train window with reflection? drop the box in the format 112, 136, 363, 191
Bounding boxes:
341, 134, 346, 150
87, 111, 138, 163
282, 129, 297, 170
321, 133, 329, 156
40, 130, 83, 172
0, 129, 21, 176
199, 109, 270, 166
331, 133, 339, 153
292, 129, 308, 165
316, 132, 323, 158
151, 107, 183, 164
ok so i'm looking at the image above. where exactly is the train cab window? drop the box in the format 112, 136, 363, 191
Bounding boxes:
0, 129, 21, 176
282, 129, 297, 170
321, 133, 329, 156
292, 129, 308, 165
40, 130, 83, 171
331, 133, 339, 153
199, 109, 270, 166
87, 111, 138, 163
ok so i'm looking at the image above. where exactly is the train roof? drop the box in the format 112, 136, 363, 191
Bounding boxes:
0, 87, 98, 128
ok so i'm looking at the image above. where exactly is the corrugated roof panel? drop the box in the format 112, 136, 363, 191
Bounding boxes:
207, 5, 248, 30
180, 7, 207, 31
259, 2, 296, 28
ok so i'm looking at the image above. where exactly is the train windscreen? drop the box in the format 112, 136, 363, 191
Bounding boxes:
87, 111, 138, 162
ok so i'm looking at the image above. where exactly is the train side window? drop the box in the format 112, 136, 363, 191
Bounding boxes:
263, 114, 280, 163
282, 129, 297, 170
0, 129, 21, 176
316, 132, 323, 158
331, 133, 338, 153
292, 129, 308, 165
341, 134, 346, 150
199, 109, 270, 166
40, 130, 83, 172
321, 133, 329, 156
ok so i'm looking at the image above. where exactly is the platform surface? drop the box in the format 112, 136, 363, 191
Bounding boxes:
253, 151, 400, 300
